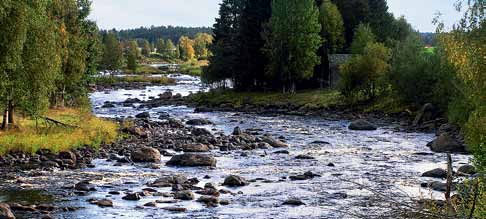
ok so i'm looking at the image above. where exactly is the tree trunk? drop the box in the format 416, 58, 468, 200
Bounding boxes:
7, 100, 14, 127
1, 109, 8, 130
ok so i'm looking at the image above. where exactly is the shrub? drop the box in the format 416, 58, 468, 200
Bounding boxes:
389, 34, 456, 109
339, 42, 391, 99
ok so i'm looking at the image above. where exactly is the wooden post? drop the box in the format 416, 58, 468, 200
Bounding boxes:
445, 153, 454, 215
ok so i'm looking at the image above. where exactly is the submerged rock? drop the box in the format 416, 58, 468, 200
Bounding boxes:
166, 154, 217, 167
348, 119, 377, 131
232, 127, 242, 135
422, 168, 447, 178
131, 147, 161, 163
223, 175, 249, 187
186, 119, 213, 126
192, 128, 212, 136
295, 154, 315, 160
90, 199, 113, 208
282, 198, 305, 206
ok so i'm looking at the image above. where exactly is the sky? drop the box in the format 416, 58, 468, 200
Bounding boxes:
89, 0, 461, 32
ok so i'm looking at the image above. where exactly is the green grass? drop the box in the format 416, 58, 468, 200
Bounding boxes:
124, 65, 163, 74
189, 89, 344, 109
189, 88, 412, 116
94, 75, 176, 86
179, 60, 208, 76
0, 108, 118, 155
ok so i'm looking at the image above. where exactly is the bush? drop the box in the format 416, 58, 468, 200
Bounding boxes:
339, 42, 391, 99
389, 34, 455, 109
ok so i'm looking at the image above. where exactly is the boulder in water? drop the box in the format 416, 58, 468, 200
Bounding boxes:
182, 144, 210, 153
131, 147, 161, 163
262, 136, 288, 148
458, 165, 476, 175
222, 175, 249, 187
348, 119, 377, 131
135, 112, 150, 119
428, 134, 467, 153
186, 119, 213, 125
166, 154, 217, 167
421, 168, 447, 178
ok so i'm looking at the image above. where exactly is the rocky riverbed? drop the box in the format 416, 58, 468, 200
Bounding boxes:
0, 74, 474, 219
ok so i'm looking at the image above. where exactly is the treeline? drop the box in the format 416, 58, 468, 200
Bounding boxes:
0, 0, 100, 129
203, 0, 412, 92
110, 26, 212, 45
99, 31, 213, 72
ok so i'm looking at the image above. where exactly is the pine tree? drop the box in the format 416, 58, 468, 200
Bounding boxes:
101, 32, 123, 71
263, 0, 322, 93
236, 0, 272, 90
204, 0, 245, 86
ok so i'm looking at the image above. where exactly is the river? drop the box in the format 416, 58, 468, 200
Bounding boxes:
2, 74, 471, 219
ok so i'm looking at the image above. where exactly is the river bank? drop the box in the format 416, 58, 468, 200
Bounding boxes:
0, 74, 474, 219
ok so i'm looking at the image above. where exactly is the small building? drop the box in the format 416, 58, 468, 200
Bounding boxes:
328, 54, 352, 87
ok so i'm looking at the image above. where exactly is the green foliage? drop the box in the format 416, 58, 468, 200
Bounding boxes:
126, 40, 138, 72
141, 39, 151, 56
0, 108, 118, 155
339, 42, 391, 98
350, 23, 376, 54
389, 33, 455, 108
319, 0, 345, 53
193, 33, 213, 59
101, 32, 123, 71
263, 0, 322, 93
156, 38, 165, 54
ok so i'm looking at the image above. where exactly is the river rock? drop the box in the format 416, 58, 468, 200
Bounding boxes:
192, 128, 212, 136
289, 171, 321, 181
186, 119, 213, 126
122, 193, 141, 201
232, 127, 242, 135
222, 175, 249, 187
348, 119, 377, 131
197, 196, 219, 206
0, 203, 15, 219
166, 154, 217, 167
413, 103, 437, 127
131, 147, 161, 163
101, 102, 116, 108
135, 112, 150, 119
282, 198, 305, 206
159, 91, 173, 99
262, 136, 288, 148
421, 168, 447, 178
149, 175, 188, 187
92, 199, 113, 207
182, 144, 210, 153
458, 165, 476, 175
295, 154, 315, 160
59, 151, 76, 163
428, 133, 467, 153
174, 190, 195, 200
162, 207, 187, 212
75, 181, 95, 192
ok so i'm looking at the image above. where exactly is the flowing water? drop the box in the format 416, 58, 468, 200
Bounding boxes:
2, 74, 471, 219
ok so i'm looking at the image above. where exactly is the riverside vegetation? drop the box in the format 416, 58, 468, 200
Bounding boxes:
0, 0, 485, 218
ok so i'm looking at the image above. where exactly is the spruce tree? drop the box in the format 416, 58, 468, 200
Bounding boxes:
101, 32, 123, 71
236, 0, 272, 90
127, 40, 138, 73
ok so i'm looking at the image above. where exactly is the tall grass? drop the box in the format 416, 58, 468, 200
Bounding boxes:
0, 108, 118, 155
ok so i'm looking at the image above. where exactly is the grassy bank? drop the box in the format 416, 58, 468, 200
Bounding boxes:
179, 60, 208, 76
189, 89, 410, 115
0, 108, 118, 155
94, 75, 176, 86
124, 65, 163, 74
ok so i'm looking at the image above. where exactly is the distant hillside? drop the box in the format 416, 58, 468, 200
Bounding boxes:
104, 26, 212, 43
420, 32, 436, 46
